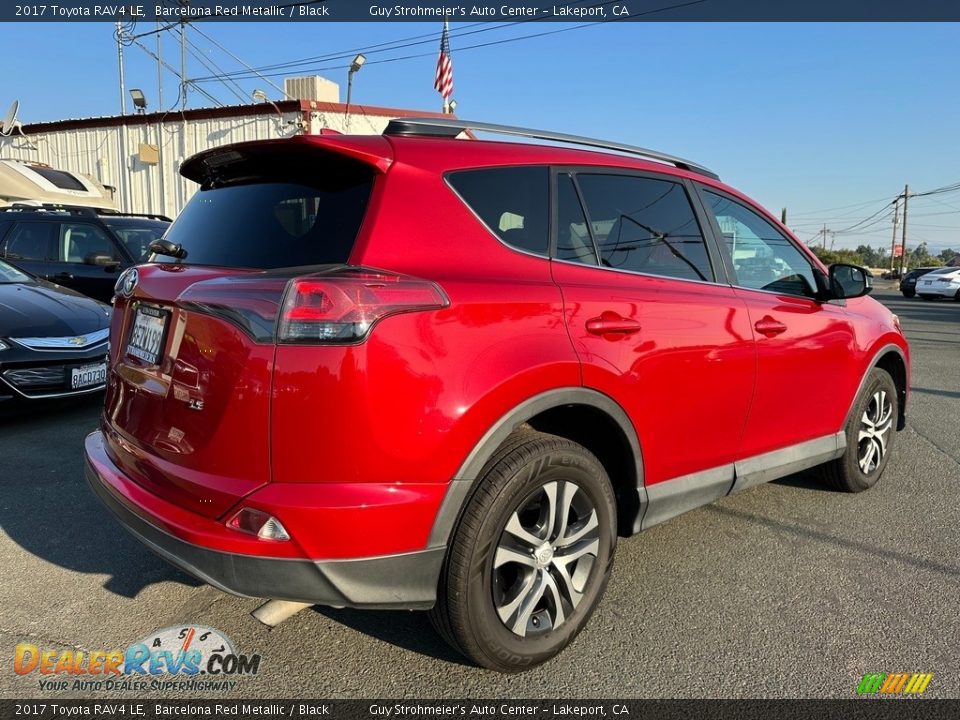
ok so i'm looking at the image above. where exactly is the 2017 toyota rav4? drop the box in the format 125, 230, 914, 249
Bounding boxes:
85, 119, 909, 672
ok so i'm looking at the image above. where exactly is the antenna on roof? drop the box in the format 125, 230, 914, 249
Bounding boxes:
1, 100, 20, 136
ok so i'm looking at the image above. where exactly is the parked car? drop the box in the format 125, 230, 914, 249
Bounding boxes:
899, 267, 938, 297
84, 119, 910, 672
0, 204, 170, 303
0, 258, 110, 402
915, 266, 960, 300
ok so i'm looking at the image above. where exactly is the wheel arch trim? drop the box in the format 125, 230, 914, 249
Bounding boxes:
845, 342, 909, 431
426, 387, 645, 548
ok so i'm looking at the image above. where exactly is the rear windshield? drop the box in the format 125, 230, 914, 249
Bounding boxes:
162, 171, 372, 269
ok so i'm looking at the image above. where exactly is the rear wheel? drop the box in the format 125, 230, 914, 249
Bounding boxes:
430, 431, 617, 672
818, 368, 898, 493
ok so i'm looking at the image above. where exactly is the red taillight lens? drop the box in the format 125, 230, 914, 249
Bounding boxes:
278, 271, 448, 344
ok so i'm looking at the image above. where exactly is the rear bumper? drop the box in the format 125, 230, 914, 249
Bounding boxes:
84, 431, 444, 609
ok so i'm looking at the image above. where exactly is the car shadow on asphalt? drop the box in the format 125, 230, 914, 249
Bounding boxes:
310, 606, 472, 667
0, 396, 203, 598
770, 468, 829, 492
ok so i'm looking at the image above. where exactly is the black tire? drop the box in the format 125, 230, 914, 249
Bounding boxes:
901, 290, 915, 298
818, 368, 898, 493
430, 430, 617, 672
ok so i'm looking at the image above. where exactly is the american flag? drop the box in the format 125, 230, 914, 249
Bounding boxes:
434, 21, 454, 104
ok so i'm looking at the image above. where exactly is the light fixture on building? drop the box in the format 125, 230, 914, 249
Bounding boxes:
449, 99, 458, 113
129, 88, 147, 114
251, 89, 268, 103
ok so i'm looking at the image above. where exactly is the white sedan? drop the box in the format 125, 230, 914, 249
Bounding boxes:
916, 266, 960, 300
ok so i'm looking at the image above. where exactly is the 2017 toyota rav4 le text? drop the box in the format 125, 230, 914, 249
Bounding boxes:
85, 119, 910, 672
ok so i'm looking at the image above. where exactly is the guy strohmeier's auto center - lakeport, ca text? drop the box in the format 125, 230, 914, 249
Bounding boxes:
12, 3, 627, 19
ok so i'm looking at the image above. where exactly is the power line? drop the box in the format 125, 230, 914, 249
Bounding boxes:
190, 0, 711, 85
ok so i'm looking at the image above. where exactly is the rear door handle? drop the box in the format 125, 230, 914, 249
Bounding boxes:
586, 312, 641, 336
754, 316, 787, 337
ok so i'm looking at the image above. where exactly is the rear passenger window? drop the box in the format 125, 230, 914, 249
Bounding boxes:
575, 174, 713, 282
447, 167, 549, 255
0, 222, 54, 261
57, 223, 119, 263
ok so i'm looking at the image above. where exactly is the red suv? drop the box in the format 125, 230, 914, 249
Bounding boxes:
85, 119, 909, 672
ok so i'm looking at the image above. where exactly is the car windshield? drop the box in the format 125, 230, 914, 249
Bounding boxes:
102, 219, 170, 262
0, 258, 30, 283
928, 267, 958, 275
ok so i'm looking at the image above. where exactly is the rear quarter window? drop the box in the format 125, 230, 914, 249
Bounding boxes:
447, 167, 549, 255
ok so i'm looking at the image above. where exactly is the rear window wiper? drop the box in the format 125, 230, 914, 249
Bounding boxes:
149, 238, 189, 260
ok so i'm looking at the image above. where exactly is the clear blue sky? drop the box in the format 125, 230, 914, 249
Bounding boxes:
1, 21, 958, 253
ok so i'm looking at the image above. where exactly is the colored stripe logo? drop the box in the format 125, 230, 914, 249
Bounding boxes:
857, 673, 933, 695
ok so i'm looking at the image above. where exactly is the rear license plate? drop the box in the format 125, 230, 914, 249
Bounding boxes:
127, 305, 170, 365
71, 362, 107, 389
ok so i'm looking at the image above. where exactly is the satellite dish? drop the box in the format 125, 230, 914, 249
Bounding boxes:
1, 100, 20, 136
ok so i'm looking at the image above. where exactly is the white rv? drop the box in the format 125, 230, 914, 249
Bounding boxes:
0, 158, 116, 210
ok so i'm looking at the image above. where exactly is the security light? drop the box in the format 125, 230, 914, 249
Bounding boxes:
129, 88, 147, 113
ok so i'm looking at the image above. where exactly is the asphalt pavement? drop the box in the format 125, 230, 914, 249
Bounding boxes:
1, 286, 957, 699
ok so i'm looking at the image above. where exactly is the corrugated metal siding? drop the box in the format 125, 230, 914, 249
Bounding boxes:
0, 108, 393, 218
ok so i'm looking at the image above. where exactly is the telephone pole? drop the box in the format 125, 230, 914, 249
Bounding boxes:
889, 197, 899, 271
822, 223, 828, 249
898, 184, 910, 275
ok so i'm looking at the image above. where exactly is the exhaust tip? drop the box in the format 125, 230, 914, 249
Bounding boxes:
252, 600, 312, 628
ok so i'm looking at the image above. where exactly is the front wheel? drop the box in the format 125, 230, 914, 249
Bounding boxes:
430, 431, 617, 672
818, 368, 898, 493
901, 290, 915, 298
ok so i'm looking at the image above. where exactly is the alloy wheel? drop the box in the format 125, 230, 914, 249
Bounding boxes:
858, 389, 894, 474
492, 480, 600, 637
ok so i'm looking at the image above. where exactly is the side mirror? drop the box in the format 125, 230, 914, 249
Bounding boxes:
85, 254, 121, 270
828, 263, 871, 300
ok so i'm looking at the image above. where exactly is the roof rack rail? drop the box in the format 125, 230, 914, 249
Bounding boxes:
383, 117, 719, 180
0, 202, 171, 222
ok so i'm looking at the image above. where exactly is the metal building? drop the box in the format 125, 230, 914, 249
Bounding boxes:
0, 79, 448, 219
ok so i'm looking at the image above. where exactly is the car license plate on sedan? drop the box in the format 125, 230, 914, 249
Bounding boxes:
127, 305, 169, 365
71, 362, 107, 389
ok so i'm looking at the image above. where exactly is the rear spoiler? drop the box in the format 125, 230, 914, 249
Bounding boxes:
180, 135, 394, 187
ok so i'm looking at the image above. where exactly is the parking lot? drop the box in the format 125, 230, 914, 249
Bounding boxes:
1, 285, 957, 699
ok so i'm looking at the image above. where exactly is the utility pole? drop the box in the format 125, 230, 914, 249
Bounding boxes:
890, 197, 899, 271
179, 1, 188, 110
899, 184, 910, 276
116, 21, 127, 116
156, 20, 164, 110
822, 223, 828, 249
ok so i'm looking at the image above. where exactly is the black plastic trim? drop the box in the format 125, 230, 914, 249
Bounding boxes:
85, 457, 443, 610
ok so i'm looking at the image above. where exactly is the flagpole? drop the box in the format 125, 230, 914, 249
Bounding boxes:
442, 20, 450, 114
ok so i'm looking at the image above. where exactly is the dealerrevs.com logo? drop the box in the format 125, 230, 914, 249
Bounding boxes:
14, 625, 261, 693
857, 673, 934, 696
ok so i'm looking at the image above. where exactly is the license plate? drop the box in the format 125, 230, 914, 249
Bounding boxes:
127, 305, 169, 365
71, 362, 107, 389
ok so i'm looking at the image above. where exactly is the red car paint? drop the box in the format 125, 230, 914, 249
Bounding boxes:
85, 129, 909, 597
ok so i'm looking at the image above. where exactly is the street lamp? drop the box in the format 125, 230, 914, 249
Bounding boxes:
129, 88, 147, 114
345, 53, 366, 132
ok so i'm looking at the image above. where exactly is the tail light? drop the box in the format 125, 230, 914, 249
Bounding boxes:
227, 508, 290, 541
278, 271, 448, 344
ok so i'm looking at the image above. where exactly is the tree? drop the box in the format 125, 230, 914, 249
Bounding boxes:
939, 248, 959, 265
